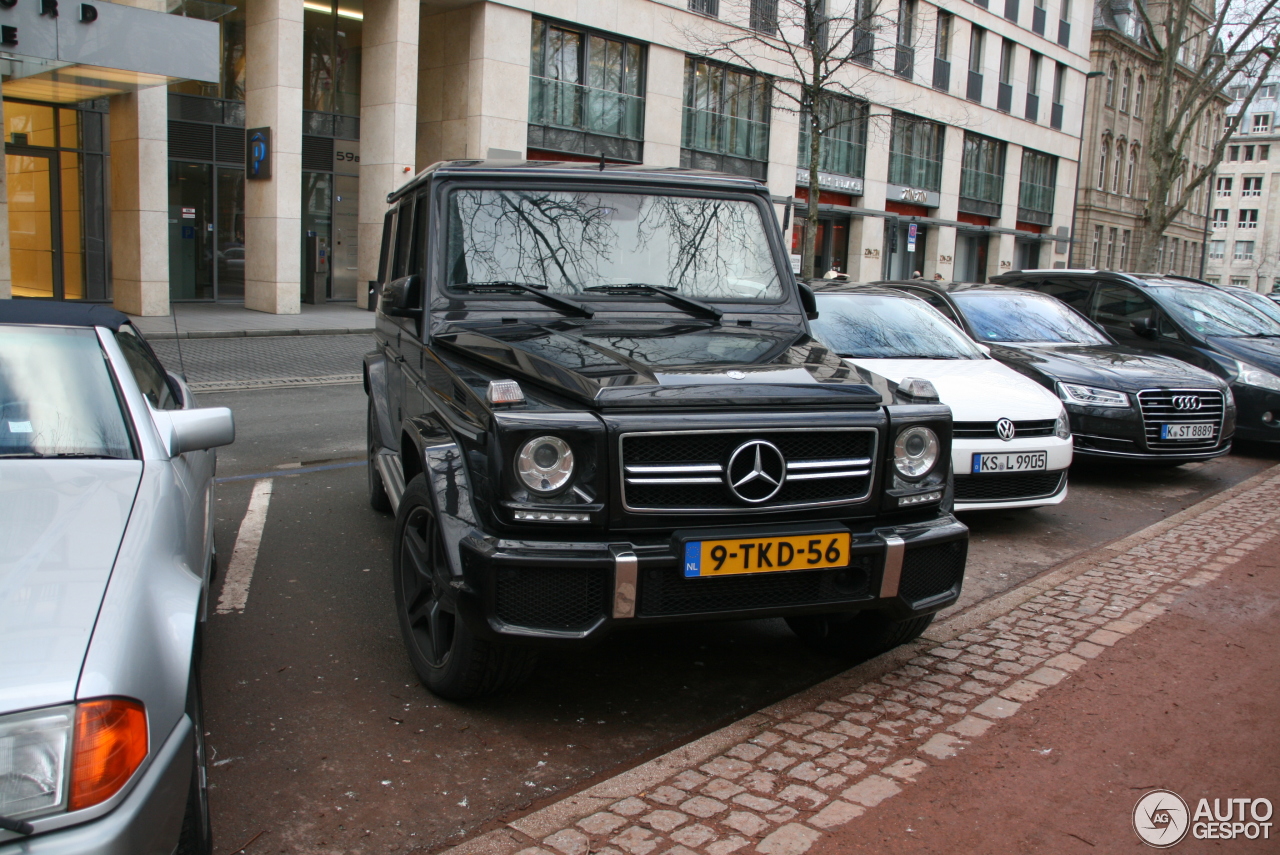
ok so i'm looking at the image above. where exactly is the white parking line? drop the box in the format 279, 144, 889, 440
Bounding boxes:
216, 479, 274, 615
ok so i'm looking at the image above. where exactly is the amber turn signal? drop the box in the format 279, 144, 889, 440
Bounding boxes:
68, 699, 148, 811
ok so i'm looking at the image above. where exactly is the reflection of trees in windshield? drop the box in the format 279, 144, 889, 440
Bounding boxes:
953, 293, 1107, 344
1162, 288, 1280, 336
446, 190, 783, 300
812, 297, 980, 358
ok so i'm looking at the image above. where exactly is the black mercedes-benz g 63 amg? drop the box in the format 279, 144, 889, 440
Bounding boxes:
364, 161, 968, 699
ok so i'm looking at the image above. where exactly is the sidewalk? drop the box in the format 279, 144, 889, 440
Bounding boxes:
129, 302, 375, 339
434, 464, 1280, 855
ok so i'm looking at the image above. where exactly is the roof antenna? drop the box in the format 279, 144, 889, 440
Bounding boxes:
170, 302, 188, 382
599, 151, 606, 171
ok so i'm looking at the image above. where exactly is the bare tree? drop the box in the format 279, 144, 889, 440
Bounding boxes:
1130, 0, 1280, 271
682, 0, 903, 281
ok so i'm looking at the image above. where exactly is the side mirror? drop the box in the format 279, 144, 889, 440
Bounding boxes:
797, 281, 819, 321
381, 274, 422, 318
1130, 315, 1158, 338
160, 407, 235, 456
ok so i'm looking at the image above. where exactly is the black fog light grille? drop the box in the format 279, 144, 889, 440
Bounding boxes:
620, 428, 877, 513
494, 567, 608, 631
954, 471, 1066, 502
898, 541, 967, 605
637, 561, 872, 617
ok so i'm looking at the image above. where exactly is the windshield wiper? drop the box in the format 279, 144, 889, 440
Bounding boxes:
583, 283, 723, 321
0, 452, 126, 460
454, 281, 593, 318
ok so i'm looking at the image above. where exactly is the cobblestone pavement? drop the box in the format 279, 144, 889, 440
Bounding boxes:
150, 334, 372, 392
441, 465, 1280, 855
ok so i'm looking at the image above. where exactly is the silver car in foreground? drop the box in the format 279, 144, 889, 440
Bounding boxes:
0, 301, 233, 854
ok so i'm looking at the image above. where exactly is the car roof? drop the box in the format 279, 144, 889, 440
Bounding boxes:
0, 299, 130, 330
388, 159, 768, 203
871, 279, 1020, 296
805, 281, 924, 299
992, 269, 1216, 290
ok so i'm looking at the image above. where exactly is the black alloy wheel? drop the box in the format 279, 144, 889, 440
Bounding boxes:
786, 611, 935, 660
367, 401, 392, 513
392, 475, 536, 699
176, 655, 212, 855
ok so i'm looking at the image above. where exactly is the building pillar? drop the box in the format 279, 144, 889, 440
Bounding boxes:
110, 87, 170, 316
359, 0, 419, 308
852, 106, 892, 281
644, 45, 685, 168
244, 0, 303, 314
0, 76, 10, 299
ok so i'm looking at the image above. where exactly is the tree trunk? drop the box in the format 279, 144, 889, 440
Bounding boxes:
801, 108, 823, 281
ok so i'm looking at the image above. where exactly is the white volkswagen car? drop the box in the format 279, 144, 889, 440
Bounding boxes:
810, 284, 1073, 511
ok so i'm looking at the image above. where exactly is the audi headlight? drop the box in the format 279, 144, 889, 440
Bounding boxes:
1054, 410, 1072, 440
893, 426, 939, 480
516, 436, 575, 494
0, 705, 74, 820
1234, 361, 1280, 393
1057, 383, 1130, 407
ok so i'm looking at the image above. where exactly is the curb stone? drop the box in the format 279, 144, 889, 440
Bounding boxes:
431, 463, 1280, 855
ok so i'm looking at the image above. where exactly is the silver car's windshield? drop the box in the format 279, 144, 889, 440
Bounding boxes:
0, 326, 134, 459
1157, 285, 1280, 337
812, 293, 984, 359
444, 189, 784, 302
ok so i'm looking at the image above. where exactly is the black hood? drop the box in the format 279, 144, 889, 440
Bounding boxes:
1204, 335, 1280, 375
435, 320, 887, 408
990, 343, 1227, 392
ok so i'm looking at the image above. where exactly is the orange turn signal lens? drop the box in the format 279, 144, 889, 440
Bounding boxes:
68, 699, 148, 811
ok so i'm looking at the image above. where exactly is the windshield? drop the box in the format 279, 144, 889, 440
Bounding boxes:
1221, 287, 1280, 327
444, 189, 784, 302
1156, 285, 1280, 337
0, 326, 134, 459
952, 290, 1110, 344
811, 293, 984, 359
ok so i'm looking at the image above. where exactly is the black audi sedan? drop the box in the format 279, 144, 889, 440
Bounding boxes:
873, 280, 1236, 462
990, 270, 1280, 444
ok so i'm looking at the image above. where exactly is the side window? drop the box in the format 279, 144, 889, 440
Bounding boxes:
114, 326, 179, 410
904, 288, 959, 323
378, 209, 396, 284
1157, 314, 1183, 340
1036, 279, 1092, 312
1092, 283, 1154, 328
392, 200, 416, 279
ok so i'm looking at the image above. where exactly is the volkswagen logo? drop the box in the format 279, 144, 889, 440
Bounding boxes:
996, 418, 1016, 441
726, 440, 787, 504
1172, 395, 1202, 411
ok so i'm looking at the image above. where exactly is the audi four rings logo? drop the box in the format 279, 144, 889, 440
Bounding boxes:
996, 418, 1017, 441
726, 440, 787, 503
1172, 395, 1202, 411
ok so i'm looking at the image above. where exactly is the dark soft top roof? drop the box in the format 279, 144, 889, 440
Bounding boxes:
0, 299, 130, 330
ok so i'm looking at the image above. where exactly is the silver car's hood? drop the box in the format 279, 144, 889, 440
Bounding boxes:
0, 460, 142, 713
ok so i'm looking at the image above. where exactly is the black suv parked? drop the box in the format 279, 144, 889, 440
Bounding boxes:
364, 161, 968, 699
992, 271, 1280, 443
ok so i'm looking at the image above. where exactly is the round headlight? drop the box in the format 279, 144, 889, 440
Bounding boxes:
894, 426, 939, 480
517, 436, 575, 494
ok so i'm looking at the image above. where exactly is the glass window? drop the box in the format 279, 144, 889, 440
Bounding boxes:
444, 188, 784, 301
1238, 209, 1259, 228
0, 327, 134, 459
1134, 76, 1144, 118
1111, 140, 1124, 193
304, 0, 364, 116
935, 11, 952, 59
1120, 231, 1131, 269
952, 290, 1109, 344
1253, 113, 1272, 133
530, 19, 645, 141
392, 197, 416, 279
1213, 209, 1229, 228
1155, 284, 1280, 336
683, 57, 771, 163
114, 326, 179, 411
1092, 283, 1156, 329
1208, 240, 1225, 259
969, 27, 985, 74
888, 113, 945, 191
1097, 139, 1109, 191
1217, 176, 1233, 195
750, 0, 779, 35
1105, 62, 1116, 106
1234, 240, 1255, 260
960, 133, 1005, 207
1030, 279, 1091, 311
1120, 69, 1131, 112
798, 93, 868, 178
1126, 145, 1137, 195
1243, 176, 1263, 196
810, 293, 984, 359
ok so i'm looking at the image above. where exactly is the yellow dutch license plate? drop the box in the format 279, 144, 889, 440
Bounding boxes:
682, 533, 851, 578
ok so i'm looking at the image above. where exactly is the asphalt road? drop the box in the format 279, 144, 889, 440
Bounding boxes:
198, 383, 1280, 855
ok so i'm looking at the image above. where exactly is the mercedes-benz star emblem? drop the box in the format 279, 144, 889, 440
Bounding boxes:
1172, 395, 1201, 411
996, 418, 1016, 441
726, 440, 787, 504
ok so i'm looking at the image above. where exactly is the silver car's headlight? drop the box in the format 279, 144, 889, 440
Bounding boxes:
1057, 383, 1130, 407
1233, 361, 1280, 393
0, 705, 74, 820
893, 426, 939, 480
1054, 410, 1072, 440
516, 436, 575, 494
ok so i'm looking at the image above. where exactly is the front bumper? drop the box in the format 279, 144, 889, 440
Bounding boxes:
1066, 396, 1236, 459
0, 716, 191, 855
451, 515, 969, 642
1231, 384, 1280, 442
952, 436, 1072, 512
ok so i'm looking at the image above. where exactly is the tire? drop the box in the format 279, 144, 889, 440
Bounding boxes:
368, 401, 392, 513
786, 611, 935, 660
176, 656, 212, 855
392, 475, 536, 700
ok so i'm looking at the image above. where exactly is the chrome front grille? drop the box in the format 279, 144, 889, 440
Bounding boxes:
1137, 389, 1225, 451
619, 428, 877, 513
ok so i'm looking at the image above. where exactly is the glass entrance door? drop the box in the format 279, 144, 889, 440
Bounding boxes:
6, 151, 61, 298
